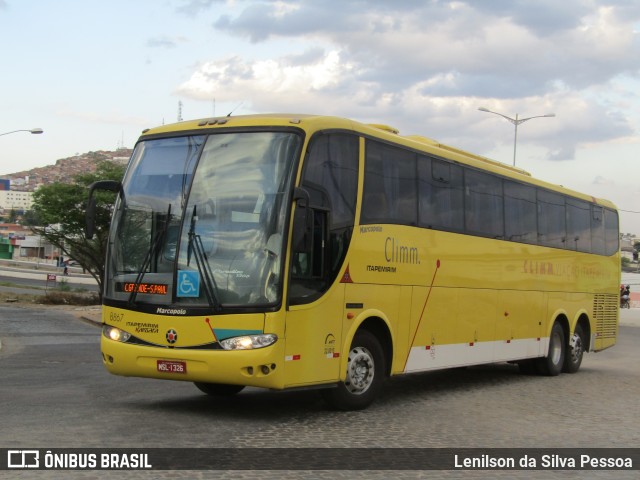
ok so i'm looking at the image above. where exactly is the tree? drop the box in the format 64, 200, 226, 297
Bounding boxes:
21, 208, 41, 227
30, 161, 125, 299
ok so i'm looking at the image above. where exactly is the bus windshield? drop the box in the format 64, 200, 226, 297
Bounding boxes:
105, 131, 301, 309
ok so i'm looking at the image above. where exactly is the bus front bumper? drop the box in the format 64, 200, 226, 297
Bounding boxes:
101, 337, 285, 389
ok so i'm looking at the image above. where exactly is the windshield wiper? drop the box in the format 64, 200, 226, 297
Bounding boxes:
128, 204, 172, 306
187, 205, 222, 311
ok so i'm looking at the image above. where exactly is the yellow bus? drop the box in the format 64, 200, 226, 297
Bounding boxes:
88, 114, 620, 410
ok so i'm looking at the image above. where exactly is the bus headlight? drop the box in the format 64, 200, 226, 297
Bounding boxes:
219, 334, 278, 350
103, 325, 131, 343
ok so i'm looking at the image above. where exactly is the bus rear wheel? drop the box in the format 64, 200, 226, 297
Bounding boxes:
321, 330, 385, 411
563, 324, 585, 374
535, 322, 565, 376
194, 382, 245, 396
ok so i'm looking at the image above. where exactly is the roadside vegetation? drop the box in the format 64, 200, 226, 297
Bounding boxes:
28, 160, 125, 302
0, 282, 99, 306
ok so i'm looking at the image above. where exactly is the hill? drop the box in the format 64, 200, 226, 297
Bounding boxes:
2, 149, 132, 192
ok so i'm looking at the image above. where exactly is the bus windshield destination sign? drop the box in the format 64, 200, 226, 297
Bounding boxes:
117, 282, 168, 295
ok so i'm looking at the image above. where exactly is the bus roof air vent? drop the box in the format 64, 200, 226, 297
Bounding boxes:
405, 135, 439, 146
368, 124, 399, 134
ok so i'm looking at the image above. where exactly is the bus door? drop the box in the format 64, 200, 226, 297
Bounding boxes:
284, 284, 345, 388
283, 132, 359, 388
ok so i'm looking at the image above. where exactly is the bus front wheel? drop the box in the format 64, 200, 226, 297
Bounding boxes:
535, 322, 565, 376
321, 330, 386, 411
194, 382, 245, 396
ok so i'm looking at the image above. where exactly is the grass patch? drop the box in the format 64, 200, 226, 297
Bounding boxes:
0, 289, 99, 306
0, 281, 42, 291
37, 291, 100, 306
0, 291, 42, 304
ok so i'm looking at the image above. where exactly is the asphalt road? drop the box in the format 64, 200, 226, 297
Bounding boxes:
0, 305, 638, 479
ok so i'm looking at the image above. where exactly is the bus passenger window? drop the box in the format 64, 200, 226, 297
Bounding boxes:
361, 140, 416, 226
464, 169, 503, 238
537, 189, 566, 248
604, 208, 619, 256
504, 181, 537, 244
566, 198, 591, 253
418, 157, 464, 231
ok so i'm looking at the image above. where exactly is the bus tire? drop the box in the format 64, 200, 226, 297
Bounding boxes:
194, 382, 245, 396
535, 322, 565, 376
563, 324, 585, 374
321, 330, 385, 411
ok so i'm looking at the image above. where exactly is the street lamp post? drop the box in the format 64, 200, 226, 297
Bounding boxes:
478, 107, 554, 166
0, 128, 44, 137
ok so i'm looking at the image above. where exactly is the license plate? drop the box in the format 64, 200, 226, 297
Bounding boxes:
157, 360, 187, 374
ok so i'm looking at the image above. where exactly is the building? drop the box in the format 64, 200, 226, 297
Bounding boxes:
0, 189, 34, 214
620, 233, 637, 262
0, 223, 62, 261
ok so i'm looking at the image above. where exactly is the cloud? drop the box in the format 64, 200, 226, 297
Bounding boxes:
593, 175, 615, 186
470, 0, 591, 36
176, 50, 634, 161
146, 35, 188, 49
176, 50, 357, 109
210, 1, 640, 95
175, 0, 223, 17
175, 0, 639, 161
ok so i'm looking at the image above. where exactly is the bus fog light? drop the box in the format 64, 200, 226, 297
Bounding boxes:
220, 334, 278, 350
103, 325, 131, 343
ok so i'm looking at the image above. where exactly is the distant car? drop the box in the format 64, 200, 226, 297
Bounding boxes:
67, 260, 80, 266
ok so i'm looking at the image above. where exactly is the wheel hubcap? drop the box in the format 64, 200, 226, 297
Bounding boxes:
345, 346, 374, 395
570, 333, 583, 363
550, 331, 562, 365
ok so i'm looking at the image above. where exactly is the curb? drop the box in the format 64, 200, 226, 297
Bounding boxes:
77, 314, 102, 327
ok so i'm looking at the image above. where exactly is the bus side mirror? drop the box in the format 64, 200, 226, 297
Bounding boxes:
292, 187, 312, 252
86, 180, 121, 239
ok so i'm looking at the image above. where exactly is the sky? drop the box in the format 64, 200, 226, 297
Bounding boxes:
1, 0, 639, 232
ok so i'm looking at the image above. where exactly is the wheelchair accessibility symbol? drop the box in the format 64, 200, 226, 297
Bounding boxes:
177, 270, 200, 297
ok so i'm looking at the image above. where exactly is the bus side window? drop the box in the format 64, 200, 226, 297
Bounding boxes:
566, 198, 591, 253
537, 189, 566, 248
604, 207, 619, 256
504, 181, 537, 244
591, 205, 605, 255
464, 169, 503, 238
418, 157, 464, 231
361, 140, 417, 226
